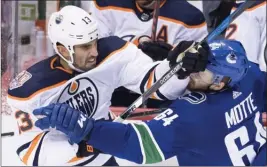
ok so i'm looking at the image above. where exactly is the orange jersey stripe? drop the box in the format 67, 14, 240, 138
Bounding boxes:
67, 156, 83, 163
8, 80, 67, 101
94, 0, 205, 29
94, 1, 134, 13
146, 69, 158, 99
135, 1, 144, 12
97, 42, 130, 67
50, 57, 73, 74
146, 69, 155, 90
22, 133, 44, 165
159, 16, 207, 29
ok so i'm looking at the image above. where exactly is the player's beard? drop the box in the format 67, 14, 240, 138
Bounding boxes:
73, 63, 95, 72
187, 72, 213, 91
73, 55, 97, 72
187, 78, 209, 91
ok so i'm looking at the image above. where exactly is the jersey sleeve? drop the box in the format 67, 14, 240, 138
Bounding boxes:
7, 76, 67, 116
15, 130, 85, 166
87, 108, 180, 164
5, 57, 80, 166
116, 42, 189, 100
81, 1, 114, 38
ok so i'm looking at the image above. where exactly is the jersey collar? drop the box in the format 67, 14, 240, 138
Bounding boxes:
134, 0, 167, 22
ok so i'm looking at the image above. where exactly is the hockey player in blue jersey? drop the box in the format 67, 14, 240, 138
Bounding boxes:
33, 40, 267, 166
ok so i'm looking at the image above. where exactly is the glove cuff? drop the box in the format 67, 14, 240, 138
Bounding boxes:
83, 119, 95, 142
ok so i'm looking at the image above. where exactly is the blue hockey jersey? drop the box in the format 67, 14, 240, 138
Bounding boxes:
87, 62, 267, 166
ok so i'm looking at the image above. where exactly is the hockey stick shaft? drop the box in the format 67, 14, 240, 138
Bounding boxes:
151, 0, 160, 41
114, 1, 256, 123
128, 108, 166, 118
205, 1, 255, 43
1, 132, 15, 137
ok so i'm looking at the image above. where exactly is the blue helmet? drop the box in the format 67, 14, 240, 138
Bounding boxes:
206, 40, 249, 87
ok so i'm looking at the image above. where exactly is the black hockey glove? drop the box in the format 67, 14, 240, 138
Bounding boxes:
167, 41, 209, 79
138, 41, 173, 61
76, 141, 103, 158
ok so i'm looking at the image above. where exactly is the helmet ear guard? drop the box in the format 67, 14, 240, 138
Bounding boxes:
48, 6, 99, 72
206, 40, 249, 87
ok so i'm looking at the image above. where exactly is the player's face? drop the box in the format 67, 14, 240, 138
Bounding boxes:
187, 70, 214, 91
73, 40, 98, 71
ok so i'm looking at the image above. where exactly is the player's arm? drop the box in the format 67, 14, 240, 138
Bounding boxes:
118, 41, 209, 100
7, 88, 42, 136
7, 100, 79, 166
7, 100, 86, 166
81, 1, 114, 38
33, 103, 180, 164
6, 71, 81, 165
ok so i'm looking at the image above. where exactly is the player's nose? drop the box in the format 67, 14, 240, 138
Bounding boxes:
91, 47, 98, 57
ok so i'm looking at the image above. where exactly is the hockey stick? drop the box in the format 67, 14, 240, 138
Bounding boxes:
1, 132, 15, 137
128, 108, 166, 118
141, 0, 160, 108
151, 0, 160, 41
264, 44, 267, 115
114, 0, 256, 122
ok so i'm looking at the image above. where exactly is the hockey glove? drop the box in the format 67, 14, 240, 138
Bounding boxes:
138, 41, 173, 61
167, 41, 209, 79
33, 103, 94, 144
76, 141, 103, 158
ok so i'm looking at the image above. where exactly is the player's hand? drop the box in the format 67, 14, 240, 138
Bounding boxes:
138, 41, 173, 61
33, 103, 94, 144
167, 41, 209, 79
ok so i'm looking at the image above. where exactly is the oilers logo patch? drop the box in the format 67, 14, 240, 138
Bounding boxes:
69, 80, 79, 95
57, 77, 99, 117
9, 70, 32, 90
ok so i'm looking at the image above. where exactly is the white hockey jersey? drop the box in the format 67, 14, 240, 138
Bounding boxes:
225, 1, 266, 72
81, 0, 208, 45
7, 36, 189, 166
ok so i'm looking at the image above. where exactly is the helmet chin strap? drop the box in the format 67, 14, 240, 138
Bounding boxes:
67, 50, 85, 73
67, 61, 85, 73
56, 48, 85, 73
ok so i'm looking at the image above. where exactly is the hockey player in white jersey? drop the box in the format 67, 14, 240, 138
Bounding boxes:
81, 0, 208, 60
225, 0, 266, 72
82, 0, 208, 44
82, 0, 209, 107
7, 6, 209, 166
33, 39, 267, 166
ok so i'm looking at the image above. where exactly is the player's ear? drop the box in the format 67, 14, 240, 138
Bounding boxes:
209, 82, 225, 91
57, 45, 71, 60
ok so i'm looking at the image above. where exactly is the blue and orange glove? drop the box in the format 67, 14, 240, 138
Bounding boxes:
33, 103, 94, 144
